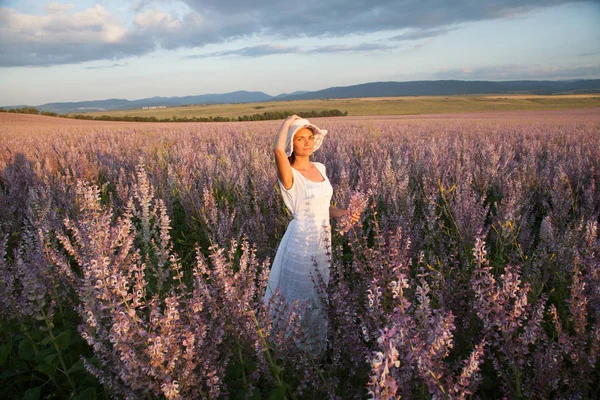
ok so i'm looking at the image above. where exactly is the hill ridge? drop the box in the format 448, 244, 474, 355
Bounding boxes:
3, 79, 599, 114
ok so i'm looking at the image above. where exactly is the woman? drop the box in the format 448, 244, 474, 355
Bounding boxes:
264, 115, 357, 353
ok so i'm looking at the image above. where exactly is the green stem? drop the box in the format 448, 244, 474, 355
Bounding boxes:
236, 342, 248, 388
439, 183, 466, 254
20, 327, 40, 355
50, 273, 66, 321
8, 296, 39, 354
512, 364, 522, 398
426, 368, 448, 399
305, 352, 326, 385
41, 309, 75, 392
251, 311, 284, 387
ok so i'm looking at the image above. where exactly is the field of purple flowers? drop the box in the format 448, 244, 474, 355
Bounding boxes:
0, 109, 599, 399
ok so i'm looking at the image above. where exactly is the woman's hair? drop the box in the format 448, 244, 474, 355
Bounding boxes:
288, 153, 295, 165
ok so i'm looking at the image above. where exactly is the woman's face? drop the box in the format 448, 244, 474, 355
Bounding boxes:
292, 128, 316, 156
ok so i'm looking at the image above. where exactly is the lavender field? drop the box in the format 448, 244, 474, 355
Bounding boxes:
0, 109, 599, 399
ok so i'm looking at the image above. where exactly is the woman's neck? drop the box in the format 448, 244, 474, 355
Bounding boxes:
291, 156, 311, 171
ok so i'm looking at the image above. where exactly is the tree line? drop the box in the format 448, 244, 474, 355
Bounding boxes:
0, 107, 347, 121
0, 106, 44, 115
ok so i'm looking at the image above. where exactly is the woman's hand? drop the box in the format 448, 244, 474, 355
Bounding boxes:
346, 209, 361, 224
337, 210, 360, 235
278, 115, 301, 135
284, 114, 301, 124
274, 115, 301, 151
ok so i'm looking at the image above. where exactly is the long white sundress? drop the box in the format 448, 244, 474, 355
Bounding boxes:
264, 162, 333, 352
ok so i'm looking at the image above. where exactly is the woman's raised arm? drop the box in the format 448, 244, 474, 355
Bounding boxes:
274, 115, 300, 190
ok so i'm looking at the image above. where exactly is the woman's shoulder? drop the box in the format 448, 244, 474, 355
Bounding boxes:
312, 162, 327, 176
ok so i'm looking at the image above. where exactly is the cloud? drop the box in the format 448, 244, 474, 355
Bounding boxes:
0, 4, 182, 66
0, 5, 124, 45
179, 0, 579, 37
433, 64, 600, 80
388, 27, 457, 41
131, 0, 177, 13
85, 62, 127, 69
308, 43, 397, 53
134, 9, 183, 32
0, 0, 593, 67
45, 2, 75, 14
186, 42, 396, 58
185, 44, 301, 58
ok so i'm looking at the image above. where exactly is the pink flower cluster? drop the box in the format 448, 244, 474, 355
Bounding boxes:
337, 190, 369, 235
1, 110, 599, 398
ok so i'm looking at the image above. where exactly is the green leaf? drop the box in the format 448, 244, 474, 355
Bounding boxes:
229, 363, 245, 378
73, 388, 96, 400
18, 339, 36, 360
249, 389, 261, 400
55, 330, 72, 350
67, 359, 85, 374
268, 385, 287, 400
271, 364, 284, 375
0, 367, 21, 379
0, 343, 11, 365
34, 346, 55, 364
35, 362, 55, 377
22, 387, 41, 400
44, 353, 58, 365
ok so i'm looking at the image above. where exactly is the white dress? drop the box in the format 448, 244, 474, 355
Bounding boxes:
264, 162, 333, 351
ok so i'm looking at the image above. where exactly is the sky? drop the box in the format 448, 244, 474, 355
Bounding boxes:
0, 0, 599, 106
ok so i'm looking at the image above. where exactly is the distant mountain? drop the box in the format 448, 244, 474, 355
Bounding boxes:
32, 90, 272, 114
4, 80, 599, 114
278, 80, 600, 101
272, 90, 310, 100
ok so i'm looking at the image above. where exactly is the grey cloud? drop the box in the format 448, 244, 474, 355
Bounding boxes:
433, 64, 600, 80
180, 0, 582, 37
0, 38, 155, 67
185, 42, 395, 58
131, 0, 162, 12
307, 43, 397, 53
184, 44, 302, 58
85, 63, 128, 69
130, 0, 178, 12
0, 5, 156, 67
0, 0, 594, 67
388, 27, 457, 41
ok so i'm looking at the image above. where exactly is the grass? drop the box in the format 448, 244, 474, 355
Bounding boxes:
81, 94, 600, 119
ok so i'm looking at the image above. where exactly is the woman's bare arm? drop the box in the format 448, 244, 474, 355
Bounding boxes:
330, 206, 361, 224
274, 115, 301, 190
329, 206, 348, 219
